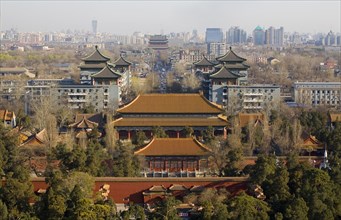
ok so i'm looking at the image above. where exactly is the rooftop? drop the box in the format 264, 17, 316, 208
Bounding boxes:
134, 138, 212, 156
113, 55, 132, 66
193, 56, 215, 66
91, 64, 122, 79
210, 66, 242, 79
117, 93, 224, 114
81, 46, 110, 62
238, 113, 264, 127
216, 47, 247, 63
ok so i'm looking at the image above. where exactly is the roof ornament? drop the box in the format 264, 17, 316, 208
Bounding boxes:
95, 45, 98, 49
229, 46, 232, 50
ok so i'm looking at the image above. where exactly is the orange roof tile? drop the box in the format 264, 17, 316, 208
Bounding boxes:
134, 138, 211, 156
21, 129, 48, 147
329, 113, 341, 122
70, 113, 103, 129
0, 109, 15, 121
238, 113, 264, 127
113, 116, 227, 127
117, 93, 224, 114
69, 116, 98, 129
300, 133, 324, 149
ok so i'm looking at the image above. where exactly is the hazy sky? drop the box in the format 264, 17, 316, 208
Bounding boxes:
1, 1, 340, 35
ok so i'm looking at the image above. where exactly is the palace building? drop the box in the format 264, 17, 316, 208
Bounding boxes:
113, 93, 228, 140
148, 35, 169, 50
134, 138, 212, 177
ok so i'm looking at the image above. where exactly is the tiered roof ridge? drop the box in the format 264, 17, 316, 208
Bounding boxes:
81, 46, 110, 62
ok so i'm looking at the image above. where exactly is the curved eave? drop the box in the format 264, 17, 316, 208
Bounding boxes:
81, 47, 111, 62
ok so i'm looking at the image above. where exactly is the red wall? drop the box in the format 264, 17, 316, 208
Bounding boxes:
28, 177, 248, 204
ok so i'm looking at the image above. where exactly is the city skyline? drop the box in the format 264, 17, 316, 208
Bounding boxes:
1, 1, 340, 35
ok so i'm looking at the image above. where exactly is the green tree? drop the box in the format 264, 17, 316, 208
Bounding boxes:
262, 161, 291, 216
132, 130, 147, 147
152, 126, 168, 138
156, 196, 181, 220
300, 168, 339, 220
183, 126, 194, 138
223, 148, 243, 176
247, 154, 276, 185
110, 141, 141, 177
121, 203, 146, 220
226, 192, 270, 220
284, 197, 308, 220
1, 171, 34, 219
0, 200, 8, 220
202, 126, 215, 145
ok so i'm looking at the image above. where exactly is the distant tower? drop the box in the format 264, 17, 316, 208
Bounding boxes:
92, 20, 98, 34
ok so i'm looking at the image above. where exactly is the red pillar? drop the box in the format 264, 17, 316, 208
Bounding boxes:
176, 131, 180, 138
127, 130, 131, 140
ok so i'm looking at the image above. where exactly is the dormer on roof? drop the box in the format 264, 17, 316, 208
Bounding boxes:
81, 46, 110, 62
169, 184, 188, 191
216, 47, 247, 63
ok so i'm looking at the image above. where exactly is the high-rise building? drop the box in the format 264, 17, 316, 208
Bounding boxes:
253, 26, 265, 45
205, 28, 224, 43
265, 26, 275, 45
92, 20, 98, 34
226, 27, 247, 45
274, 27, 284, 46
207, 42, 226, 57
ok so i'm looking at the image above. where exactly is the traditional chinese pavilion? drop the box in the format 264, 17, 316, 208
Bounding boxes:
134, 138, 212, 177
113, 93, 228, 140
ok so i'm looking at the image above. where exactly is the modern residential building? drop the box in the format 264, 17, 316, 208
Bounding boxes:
226, 27, 247, 45
92, 20, 98, 34
265, 26, 284, 47
205, 28, 224, 43
293, 82, 341, 108
1, 47, 131, 112
207, 42, 227, 57
222, 85, 281, 112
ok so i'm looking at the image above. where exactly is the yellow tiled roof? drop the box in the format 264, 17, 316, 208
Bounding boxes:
329, 113, 341, 122
134, 138, 211, 156
117, 93, 224, 114
238, 113, 264, 127
0, 109, 15, 121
